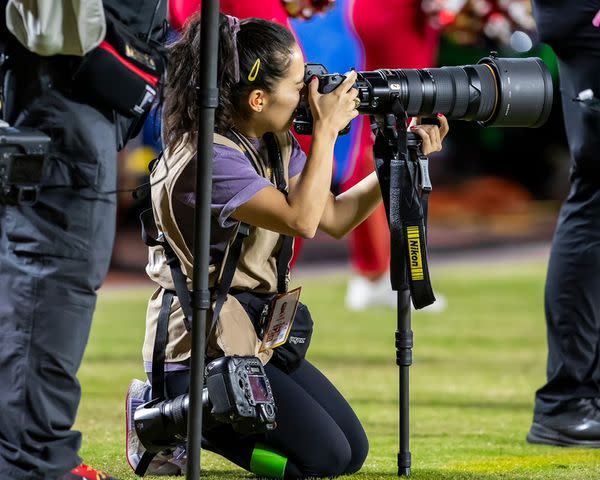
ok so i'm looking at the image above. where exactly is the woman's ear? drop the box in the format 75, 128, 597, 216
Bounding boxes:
248, 89, 267, 113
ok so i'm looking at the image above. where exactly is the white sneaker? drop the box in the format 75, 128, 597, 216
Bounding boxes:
125, 378, 187, 476
169, 445, 188, 474
345, 274, 394, 311
418, 292, 447, 313
345, 274, 447, 313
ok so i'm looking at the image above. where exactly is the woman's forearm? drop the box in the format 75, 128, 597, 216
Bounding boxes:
319, 171, 382, 239
286, 125, 337, 238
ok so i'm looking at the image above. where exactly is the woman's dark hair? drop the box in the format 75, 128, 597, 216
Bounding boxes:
163, 14, 297, 153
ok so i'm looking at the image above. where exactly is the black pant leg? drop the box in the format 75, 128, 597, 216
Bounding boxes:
288, 360, 369, 474
537, 177, 600, 414
533, 0, 600, 415
262, 362, 356, 478
163, 361, 362, 478
0, 92, 117, 479
208, 362, 355, 478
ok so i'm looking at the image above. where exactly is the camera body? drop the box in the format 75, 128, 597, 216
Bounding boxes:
294, 54, 553, 136
0, 127, 50, 205
294, 64, 353, 136
206, 355, 276, 429
134, 356, 276, 453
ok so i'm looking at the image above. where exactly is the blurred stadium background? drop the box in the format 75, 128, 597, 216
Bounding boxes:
82, 0, 600, 477
111, 0, 566, 273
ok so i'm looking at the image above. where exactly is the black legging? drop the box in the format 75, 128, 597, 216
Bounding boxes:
161, 360, 369, 478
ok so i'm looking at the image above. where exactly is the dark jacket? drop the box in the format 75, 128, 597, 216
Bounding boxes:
104, 0, 168, 40
1, 0, 167, 145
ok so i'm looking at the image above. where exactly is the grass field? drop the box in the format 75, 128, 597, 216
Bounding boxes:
76, 261, 600, 479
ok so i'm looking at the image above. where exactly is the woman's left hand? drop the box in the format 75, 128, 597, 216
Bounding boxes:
409, 114, 450, 156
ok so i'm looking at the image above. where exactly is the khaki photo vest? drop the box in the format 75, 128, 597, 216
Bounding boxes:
142, 132, 294, 366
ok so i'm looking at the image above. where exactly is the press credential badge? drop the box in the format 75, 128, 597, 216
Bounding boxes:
259, 287, 301, 352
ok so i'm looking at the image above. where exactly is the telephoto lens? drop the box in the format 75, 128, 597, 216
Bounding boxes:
132, 389, 209, 453
294, 53, 553, 134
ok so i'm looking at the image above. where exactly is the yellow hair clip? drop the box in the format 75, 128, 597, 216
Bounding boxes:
248, 58, 261, 82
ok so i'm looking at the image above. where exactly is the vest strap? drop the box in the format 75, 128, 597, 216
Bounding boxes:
208, 223, 250, 337
135, 450, 157, 476
152, 289, 174, 398
140, 208, 194, 331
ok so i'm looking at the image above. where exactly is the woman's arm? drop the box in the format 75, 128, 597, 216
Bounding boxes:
313, 172, 382, 239
315, 115, 450, 239
231, 72, 359, 238
231, 126, 337, 238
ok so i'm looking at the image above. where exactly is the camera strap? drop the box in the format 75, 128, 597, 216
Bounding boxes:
399, 151, 434, 309
207, 130, 292, 343
373, 112, 435, 309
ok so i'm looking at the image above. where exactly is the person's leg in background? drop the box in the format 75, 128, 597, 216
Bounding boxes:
343, 0, 446, 311
0, 90, 118, 478
528, 1, 600, 447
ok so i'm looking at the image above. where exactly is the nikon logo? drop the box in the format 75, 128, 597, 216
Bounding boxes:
288, 336, 305, 345
406, 226, 424, 281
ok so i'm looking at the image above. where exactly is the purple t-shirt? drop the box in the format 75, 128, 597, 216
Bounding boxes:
172, 134, 306, 266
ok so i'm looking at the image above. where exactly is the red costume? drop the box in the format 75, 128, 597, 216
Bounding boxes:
344, 0, 439, 277
170, 0, 292, 30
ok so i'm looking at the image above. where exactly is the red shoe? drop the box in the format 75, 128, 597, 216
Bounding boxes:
57, 463, 118, 480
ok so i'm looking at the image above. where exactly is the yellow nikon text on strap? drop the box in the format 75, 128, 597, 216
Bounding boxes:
406, 226, 424, 281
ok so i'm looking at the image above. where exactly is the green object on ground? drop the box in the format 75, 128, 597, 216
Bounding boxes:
250, 443, 287, 478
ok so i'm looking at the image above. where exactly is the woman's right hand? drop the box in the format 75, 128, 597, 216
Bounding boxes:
307, 70, 359, 136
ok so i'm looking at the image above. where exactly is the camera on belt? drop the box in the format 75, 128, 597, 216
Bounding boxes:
0, 126, 50, 206
133, 356, 276, 453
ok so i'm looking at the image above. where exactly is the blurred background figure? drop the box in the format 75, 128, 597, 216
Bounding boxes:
422, 0, 536, 48
342, 0, 540, 313
527, 0, 600, 447
342, 0, 443, 311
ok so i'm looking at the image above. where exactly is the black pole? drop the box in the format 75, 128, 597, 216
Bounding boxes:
372, 112, 416, 476
397, 288, 412, 476
374, 109, 432, 477
187, 1, 220, 479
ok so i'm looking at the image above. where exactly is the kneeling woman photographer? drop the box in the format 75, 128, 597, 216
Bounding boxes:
128, 13, 448, 479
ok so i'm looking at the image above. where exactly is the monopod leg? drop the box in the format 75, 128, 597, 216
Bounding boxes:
397, 287, 413, 476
